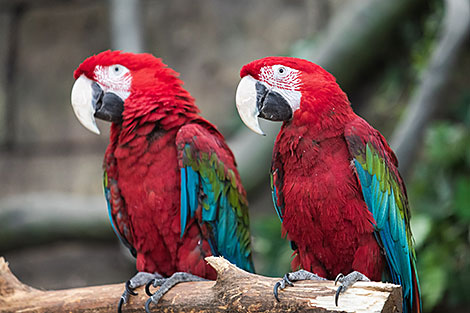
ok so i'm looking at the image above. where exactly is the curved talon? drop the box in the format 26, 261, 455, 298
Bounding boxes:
125, 280, 138, 296
273, 274, 294, 302
273, 281, 281, 302
145, 297, 153, 313
145, 279, 156, 296
335, 285, 343, 306
334, 273, 344, 286
117, 296, 125, 313
283, 274, 294, 287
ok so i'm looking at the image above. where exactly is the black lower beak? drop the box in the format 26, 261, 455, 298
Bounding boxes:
91, 82, 124, 123
256, 82, 293, 121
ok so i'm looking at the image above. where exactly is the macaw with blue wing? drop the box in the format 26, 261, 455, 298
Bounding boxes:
70, 51, 253, 313
235, 56, 421, 312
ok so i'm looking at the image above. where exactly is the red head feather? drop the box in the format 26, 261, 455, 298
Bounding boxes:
73, 50, 198, 132
240, 56, 353, 135
240, 56, 335, 81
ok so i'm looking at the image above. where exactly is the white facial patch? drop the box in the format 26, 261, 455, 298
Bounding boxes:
94, 65, 132, 100
259, 65, 302, 112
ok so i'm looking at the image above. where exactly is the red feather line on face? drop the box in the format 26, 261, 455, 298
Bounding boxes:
93, 65, 132, 93
258, 66, 302, 91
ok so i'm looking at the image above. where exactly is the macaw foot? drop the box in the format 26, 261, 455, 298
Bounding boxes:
334, 271, 370, 306
117, 272, 162, 313
144, 272, 208, 313
273, 269, 326, 302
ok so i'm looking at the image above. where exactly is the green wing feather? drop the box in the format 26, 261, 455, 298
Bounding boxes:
177, 123, 254, 272
345, 118, 421, 313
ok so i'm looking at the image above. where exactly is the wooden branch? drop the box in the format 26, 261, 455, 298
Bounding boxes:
0, 256, 402, 313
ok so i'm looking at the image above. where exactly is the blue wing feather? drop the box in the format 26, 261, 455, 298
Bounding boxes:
104, 185, 121, 240
177, 130, 254, 273
272, 185, 284, 222
180, 166, 201, 237
180, 167, 189, 237
354, 155, 416, 313
103, 171, 136, 257
346, 119, 421, 313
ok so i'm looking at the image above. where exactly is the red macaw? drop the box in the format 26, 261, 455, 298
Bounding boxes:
70, 50, 254, 312
235, 56, 421, 313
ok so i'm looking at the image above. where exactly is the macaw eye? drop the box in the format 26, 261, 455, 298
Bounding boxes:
273, 65, 289, 79
108, 64, 129, 78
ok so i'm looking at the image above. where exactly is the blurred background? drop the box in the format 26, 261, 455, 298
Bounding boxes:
0, 0, 469, 312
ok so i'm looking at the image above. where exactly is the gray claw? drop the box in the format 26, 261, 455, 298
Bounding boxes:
335, 273, 344, 286
118, 272, 162, 313
273, 270, 325, 302
145, 272, 207, 308
334, 271, 370, 306
273, 274, 294, 302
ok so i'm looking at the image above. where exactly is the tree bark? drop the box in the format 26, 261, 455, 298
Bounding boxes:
0, 256, 402, 313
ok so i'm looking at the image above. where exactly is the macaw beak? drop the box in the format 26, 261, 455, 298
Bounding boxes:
71, 75, 124, 134
235, 75, 293, 136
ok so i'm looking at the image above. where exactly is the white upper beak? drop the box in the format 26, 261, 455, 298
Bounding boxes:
235, 75, 265, 136
71, 75, 100, 135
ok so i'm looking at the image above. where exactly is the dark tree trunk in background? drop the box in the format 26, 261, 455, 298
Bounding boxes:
110, 0, 143, 53
390, 0, 470, 177
3, 4, 24, 150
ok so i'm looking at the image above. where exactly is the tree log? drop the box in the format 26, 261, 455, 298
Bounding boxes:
0, 256, 402, 313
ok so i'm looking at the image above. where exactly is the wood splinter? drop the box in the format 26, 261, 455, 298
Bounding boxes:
0, 256, 402, 312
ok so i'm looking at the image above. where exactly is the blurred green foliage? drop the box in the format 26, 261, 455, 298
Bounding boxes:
251, 214, 292, 277
406, 1, 470, 309
410, 117, 470, 311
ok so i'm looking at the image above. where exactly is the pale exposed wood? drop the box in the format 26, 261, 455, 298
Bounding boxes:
0, 256, 401, 313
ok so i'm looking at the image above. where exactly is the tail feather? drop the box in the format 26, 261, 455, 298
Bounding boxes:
411, 260, 421, 313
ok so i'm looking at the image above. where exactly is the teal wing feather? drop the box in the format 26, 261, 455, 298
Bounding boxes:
270, 140, 286, 222
345, 118, 421, 313
103, 170, 136, 257
177, 123, 254, 273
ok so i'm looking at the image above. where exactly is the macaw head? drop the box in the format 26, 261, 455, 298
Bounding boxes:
235, 56, 350, 135
71, 50, 194, 134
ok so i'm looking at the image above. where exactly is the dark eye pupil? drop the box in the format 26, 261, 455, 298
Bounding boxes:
114, 67, 119, 72
279, 68, 284, 73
